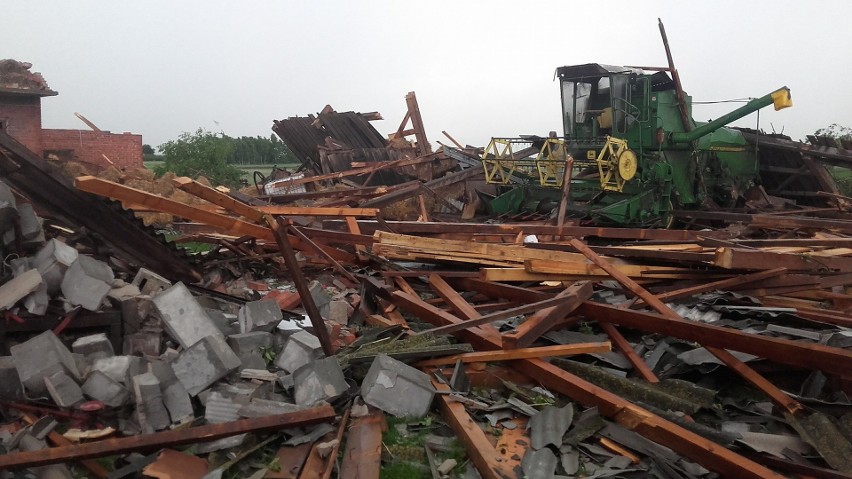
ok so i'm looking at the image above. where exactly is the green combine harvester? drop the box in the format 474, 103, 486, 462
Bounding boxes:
474, 21, 847, 227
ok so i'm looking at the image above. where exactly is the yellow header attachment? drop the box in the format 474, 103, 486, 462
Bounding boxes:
771, 87, 792, 111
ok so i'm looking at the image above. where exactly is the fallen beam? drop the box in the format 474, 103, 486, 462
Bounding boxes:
415, 342, 611, 367
501, 281, 593, 349
0, 405, 335, 470
433, 381, 517, 479
339, 407, 386, 479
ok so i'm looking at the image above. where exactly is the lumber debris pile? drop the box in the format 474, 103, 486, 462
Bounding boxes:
1, 109, 852, 478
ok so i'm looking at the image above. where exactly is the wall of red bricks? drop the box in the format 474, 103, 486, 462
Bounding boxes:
0, 95, 44, 154
41, 129, 143, 169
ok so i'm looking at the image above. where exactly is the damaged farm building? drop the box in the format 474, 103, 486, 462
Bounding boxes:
1, 49, 852, 479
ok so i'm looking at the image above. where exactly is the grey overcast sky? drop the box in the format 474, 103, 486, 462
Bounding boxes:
3, 1, 851, 150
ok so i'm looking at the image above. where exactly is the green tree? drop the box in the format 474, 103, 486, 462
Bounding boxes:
155, 128, 242, 187
142, 144, 156, 155
814, 123, 852, 141
816, 124, 852, 196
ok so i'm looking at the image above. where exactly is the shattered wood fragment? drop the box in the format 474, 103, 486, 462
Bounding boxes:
501, 281, 592, 349
432, 381, 517, 479
0, 405, 335, 469
414, 342, 611, 367
265, 443, 313, 479
339, 406, 386, 479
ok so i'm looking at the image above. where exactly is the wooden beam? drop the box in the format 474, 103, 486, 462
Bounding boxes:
501, 281, 592, 349
416, 342, 611, 367
173, 176, 265, 222
78, 176, 352, 262
650, 267, 788, 304
428, 274, 481, 320
0, 405, 335, 470
270, 218, 335, 356
598, 321, 659, 383
21, 413, 108, 478
258, 206, 378, 217
339, 407, 385, 479
412, 292, 583, 337
432, 381, 516, 479
714, 247, 852, 272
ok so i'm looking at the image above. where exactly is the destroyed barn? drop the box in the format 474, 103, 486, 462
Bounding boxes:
0, 60, 852, 479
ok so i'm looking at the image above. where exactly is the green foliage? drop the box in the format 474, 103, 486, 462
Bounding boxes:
815, 123, 852, 141
142, 144, 156, 155
156, 128, 243, 187
226, 135, 296, 165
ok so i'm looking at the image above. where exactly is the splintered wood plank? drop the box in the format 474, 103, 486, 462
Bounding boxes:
265, 444, 312, 478
415, 342, 611, 367
429, 274, 481, 320
433, 381, 518, 479
480, 268, 660, 283
297, 432, 336, 479
525, 259, 706, 279
339, 407, 386, 479
501, 281, 593, 350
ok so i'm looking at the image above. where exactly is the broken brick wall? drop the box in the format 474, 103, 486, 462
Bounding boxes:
0, 94, 44, 154
41, 129, 143, 169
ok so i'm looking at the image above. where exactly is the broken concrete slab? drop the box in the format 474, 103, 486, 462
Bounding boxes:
81, 370, 129, 408
122, 330, 162, 356
10, 330, 80, 394
91, 355, 144, 385
60, 255, 115, 311
153, 282, 224, 348
33, 238, 78, 295
72, 333, 115, 362
238, 300, 283, 333
238, 398, 304, 418
132, 372, 171, 433
361, 353, 435, 418
172, 334, 241, 396
227, 331, 273, 371
3, 202, 43, 248
44, 370, 84, 407
0, 268, 42, 310
149, 360, 194, 425
0, 180, 18, 232
274, 330, 323, 373
293, 357, 348, 406
326, 299, 354, 325
0, 356, 24, 400
309, 280, 332, 317
131, 268, 172, 296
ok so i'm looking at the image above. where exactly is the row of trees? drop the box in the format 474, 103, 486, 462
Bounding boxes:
146, 129, 298, 187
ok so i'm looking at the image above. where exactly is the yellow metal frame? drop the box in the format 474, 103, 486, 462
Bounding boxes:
596, 136, 637, 192
482, 137, 571, 186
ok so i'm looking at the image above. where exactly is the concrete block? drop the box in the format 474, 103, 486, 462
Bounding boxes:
361, 353, 436, 418
153, 282, 224, 348
293, 357, 347, 406
108, 282, 142, 302
72, 333, 115, 362
0, 268, 42, 310
91, 355, 143, 385
4, 202, 44, 248
227, 331, 273, 370
206, 308, 240, 336
238, 300, 283, 333
123, 330, 162, 356
309, 280, 332, 317
172, 335, 241, 396
0, 356, 24, 400
132, 268, 172, 296
61, 255, 114, 311
326, 299, 354, 325
274, 330, 323, 373
11, 330, 80, 394
33, 238, 78, 295
44, 371, 84, 407
81, 370, 129, 408
132, 372, 171, 432
0, 180, 17, 232
23, 281, 49, 315
149, 360, 194, 424
205, 391, 241, 423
